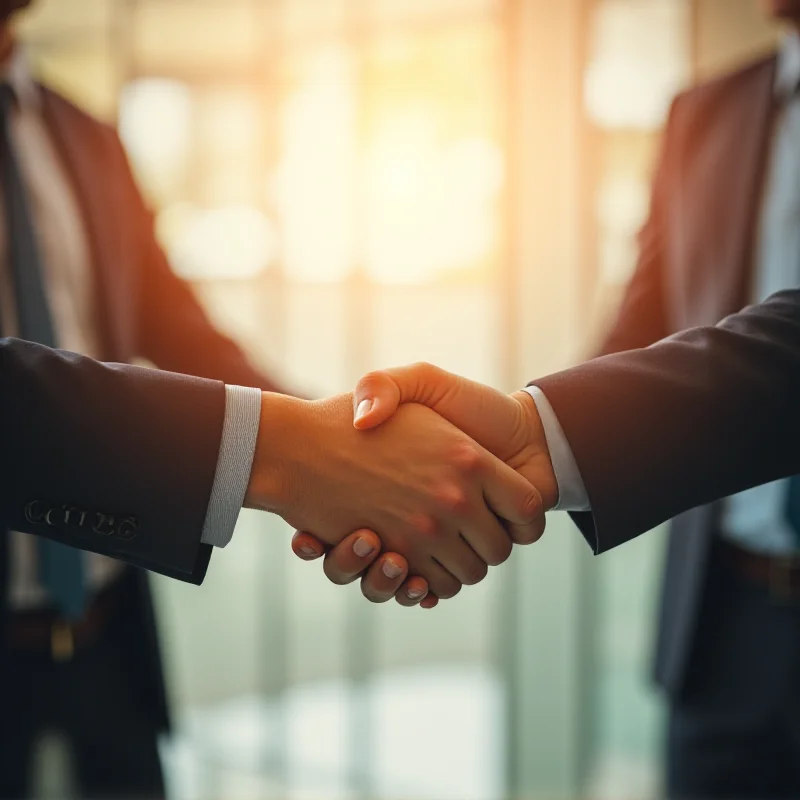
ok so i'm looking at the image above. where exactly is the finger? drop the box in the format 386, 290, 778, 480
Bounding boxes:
394, 575, 430, 607
459, 501, 513, 567
418, 511, 489, 587
421, 595, 440, 609
292, 531, 326, 561
482, 455, 546, 545
361, 553, 409, 603
423, 557, 463, 600
321, 530, 382, 586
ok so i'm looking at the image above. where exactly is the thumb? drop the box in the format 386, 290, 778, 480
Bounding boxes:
291, 531, 327, 560
352, 362, 466, 430
353, 362, 457, 430
354, 364, 521, 467
352, 370, 402, 429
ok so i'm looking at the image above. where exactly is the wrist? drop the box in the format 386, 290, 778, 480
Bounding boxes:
244, 392, 306, 514
511, 390, 559, 511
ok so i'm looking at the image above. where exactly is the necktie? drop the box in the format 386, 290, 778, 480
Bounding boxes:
0, 84, 86, 620
788, 477, 800, 541
789, 81, 800, 544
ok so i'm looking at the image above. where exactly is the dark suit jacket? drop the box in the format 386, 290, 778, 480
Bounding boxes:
536, 290, 800, 548
540, 54, 796, 699
0, 87, 283, 730
535, 288, 800, 694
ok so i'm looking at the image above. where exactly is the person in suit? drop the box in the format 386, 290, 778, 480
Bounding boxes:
301, 2, 800, 787
0, 1, 293, 795
299, 290, 800, 794
561, 4, 800, 794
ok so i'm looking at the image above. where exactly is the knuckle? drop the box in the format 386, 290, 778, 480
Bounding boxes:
462, 561, 489, 586
433, 576, 462, 600
411, 361, 438, 382
358, 370, 387, 391
409, 513, 440, 537
434, 483, 471, 516
533, 515, 547, 543
324, 570, 352, 587
361, 572, 392, 603
362, 587, 392, 604
451, 442, 483, 475
514, 515, 547, 546
519, 486, 542, 523
323, 559, 354, 586
487, 538, 513, 567
437, 584, 462, 601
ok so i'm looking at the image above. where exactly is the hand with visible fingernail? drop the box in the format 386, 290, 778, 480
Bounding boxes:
292, 528, 436, 608
382, 558, 403, 579
353, 536, 376, 559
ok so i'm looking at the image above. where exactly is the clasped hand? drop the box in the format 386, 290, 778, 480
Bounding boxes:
272, 364, 559, 607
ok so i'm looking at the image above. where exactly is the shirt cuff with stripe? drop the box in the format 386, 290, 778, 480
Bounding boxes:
523, 386, 590, 513
200, 385, 262, 548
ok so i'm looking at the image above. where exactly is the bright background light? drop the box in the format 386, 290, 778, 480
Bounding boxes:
584, 0, 691, 130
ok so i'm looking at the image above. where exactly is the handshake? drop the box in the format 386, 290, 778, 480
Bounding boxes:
244, 362, 559, 609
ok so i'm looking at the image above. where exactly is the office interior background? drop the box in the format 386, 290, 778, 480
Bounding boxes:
16, 1, 781, 798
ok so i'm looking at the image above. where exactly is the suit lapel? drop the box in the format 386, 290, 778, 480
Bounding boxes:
713, 57, 777, 316
38, 87, 119, 361
675, 57, 777, 327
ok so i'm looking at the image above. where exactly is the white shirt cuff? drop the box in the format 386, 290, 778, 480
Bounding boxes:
523, 386, 590, 513
200, 385, 262, 547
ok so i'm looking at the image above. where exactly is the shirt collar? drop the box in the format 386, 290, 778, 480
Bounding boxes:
774, 30, 800, 99
1, 45, 39, 112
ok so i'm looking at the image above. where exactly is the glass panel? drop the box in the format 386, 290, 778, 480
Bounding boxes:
131, 0, 263, 76
362, 24, 503, 284
590, 530, 667, 798
119, 78, 193, 205
273, 44, 359, 283
15, 0, 114, 40
581, 1, 691, 795
584, 0, 690, 130
280, 0, 349, 41
368, 0, 498, 27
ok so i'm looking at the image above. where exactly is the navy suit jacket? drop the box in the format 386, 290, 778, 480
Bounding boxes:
537, 290, 800, 551
536, 288, 800, 696
537, 53, 798, 699
0, 86, 282, 730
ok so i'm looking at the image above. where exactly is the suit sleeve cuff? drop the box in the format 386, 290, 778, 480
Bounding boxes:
523, 386, 590, 512
200, 385, 262, 547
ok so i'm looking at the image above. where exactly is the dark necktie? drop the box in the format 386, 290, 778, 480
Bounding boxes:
788, 81, 800, 544
789, 476, 800, 541
0, 84, 86, 620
